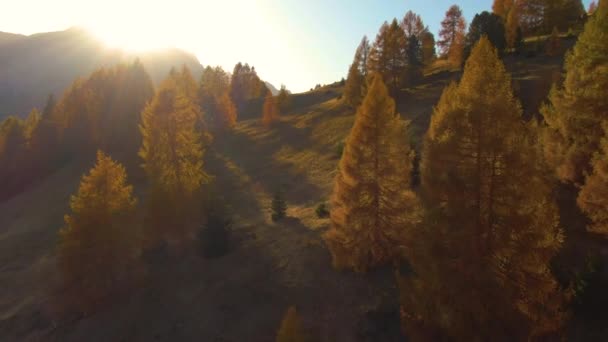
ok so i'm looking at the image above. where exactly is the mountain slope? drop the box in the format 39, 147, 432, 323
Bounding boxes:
0, 27, 203, 118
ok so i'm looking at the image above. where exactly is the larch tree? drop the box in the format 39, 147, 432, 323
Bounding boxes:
199, 66, 237, 130
323, 75, 421, 273
276, 306, 307, 342
438, 5, 467, 65
588, 0, 598, 14
139, 69, 209, 245
344, 36, 371, 108
262, 93, 279, 127
401, 37, 566, 340
57, 151, 139, 312
578, 124, 608, 236
542, 4, 608, 184
401, 10, 428, 82
367, 19, 408, 97
277, 85, 291, 113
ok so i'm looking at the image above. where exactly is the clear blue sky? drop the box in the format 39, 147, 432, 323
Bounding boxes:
0, 0, 593, 92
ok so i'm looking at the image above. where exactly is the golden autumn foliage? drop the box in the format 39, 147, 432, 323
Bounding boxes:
323, 75, 421, 273
262, 93, 280, 127
199, 66, 237, 130
367, 19, 408, 96
139, 68, 209, 244
401, 37, 565, 340
438, 5, 467, 65
578, 123, 608, 237
344, 36, 370, 108
276, 306, 307, 342
542, 4, 608, 184
57, 151, 140, 312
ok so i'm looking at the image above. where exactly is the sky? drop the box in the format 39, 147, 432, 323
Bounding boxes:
0, 0, 594, 92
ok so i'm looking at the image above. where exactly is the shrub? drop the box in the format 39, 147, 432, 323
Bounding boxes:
315, 202, 329, 218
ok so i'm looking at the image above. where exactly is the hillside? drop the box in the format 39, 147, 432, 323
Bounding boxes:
3, 35, 604, 341
0, 27, 204, 118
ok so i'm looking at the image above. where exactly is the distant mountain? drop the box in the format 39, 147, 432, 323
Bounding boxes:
0, 27, 203, 118
264, 81, 280, 96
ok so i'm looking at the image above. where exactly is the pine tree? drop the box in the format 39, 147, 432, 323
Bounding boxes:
578, 124, 608, 236
262, 94, 279, 127
465, 11, 507, 59
139, 70, 209, 244
276, 306, 307, 342
323, 75, 421, 273
57, 151, 139, 311
542, 4, 608, 183
271, 190, 287, 222
401, 37, 565, 339
438, 5, 467, 65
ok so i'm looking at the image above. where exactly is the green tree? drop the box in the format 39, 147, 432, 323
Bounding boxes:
465, 11, 507, 60
271, 189, 287, 222
323, 75, 421, 273
57, 151, 139, 312
542, 4, 608, 183
401, 37, 566, 339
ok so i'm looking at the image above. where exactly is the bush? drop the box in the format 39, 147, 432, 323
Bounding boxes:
335, 141, 345, 158
198, 202, 232, 258
315, 202, 329, 218
271, 190, 287, 222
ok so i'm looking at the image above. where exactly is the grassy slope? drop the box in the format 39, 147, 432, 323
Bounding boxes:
2, 37, 603, 341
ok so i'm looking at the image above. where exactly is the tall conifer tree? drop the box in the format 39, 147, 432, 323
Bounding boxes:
401, 37, 565, 339
324, 75, 420, 272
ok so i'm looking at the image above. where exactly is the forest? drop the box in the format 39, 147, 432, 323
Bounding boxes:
1, 0, 607, 341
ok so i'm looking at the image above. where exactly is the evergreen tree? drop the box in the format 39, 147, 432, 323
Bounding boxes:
465, 11, 507, 59
139, 70, 209, 244
420, 31, 437, 65
271, 189, 287, 222
542, 4, 608, 183
57, 151, 139, 311
438, 5, 467, 65
323, 75, 421, 273
401, 37, 565, 339
262, 94, 280, 127
276, 306, 307, 342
